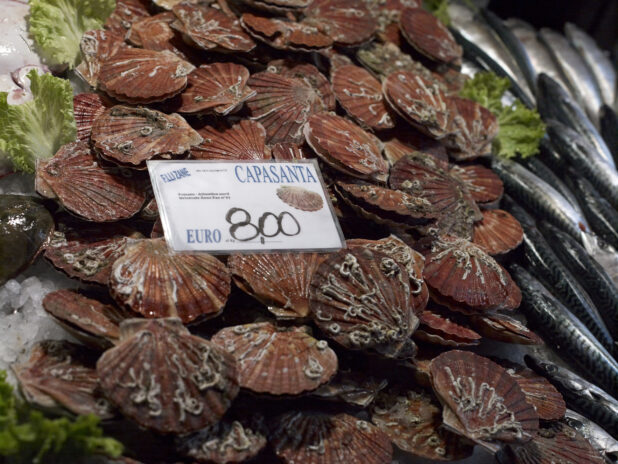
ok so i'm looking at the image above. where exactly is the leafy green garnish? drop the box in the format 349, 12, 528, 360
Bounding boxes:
423, 0, 451, 26
0, 370, 123, 464
28, 0, 116, 68
0, 70, 76, 173
460, 72, 545, 159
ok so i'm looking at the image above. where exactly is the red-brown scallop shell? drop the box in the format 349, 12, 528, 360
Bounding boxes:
128, 13, 190, 58
272, 143, 307, 160
399, 8, 462, 65
383, 71, 453, 139
371, 388, 474, 461
422, 235, 522, 311
73, 93, 110, 143
383, 131, 449, 166
332, 65, 395, 130
312, 369, 388, 407
241, 14, 333, 51
356, 42, 440, 83
430, 350, 539, 444
310, 247, 419, 359
242, 0, 311, 12
449, 164, 504, 205
304, 112, 388, 182
470, 313, 544, 345
269, 61, 336, 111
473, 209, 524, 255
246, 71, 327, 144
91, 106, 203, 167
211, 322, 338, 395
76, 29, 125, 88
177, 63, 255, 115
172, 3, 255, 52
415, 310, 481, 347
109, 238, 231, 324
228, 252, 325, 319
191, 120, 270, 161
303, 0, 378, 46
105, 0, 151, 35
97, 318, 239, 434
276, 185, 324, 212
270, 411, 393, 464
12, 340, 114, 419
98, 48, 195, 104
35, 141, 146, 222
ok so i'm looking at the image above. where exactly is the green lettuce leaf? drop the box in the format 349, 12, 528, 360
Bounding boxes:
460, 71, 545, 159
28, 0, 116, 68
0, 70, 76, 173
423, 0, 451, 25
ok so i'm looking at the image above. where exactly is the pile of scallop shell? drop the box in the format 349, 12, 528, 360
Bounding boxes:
13, 0, 607, 463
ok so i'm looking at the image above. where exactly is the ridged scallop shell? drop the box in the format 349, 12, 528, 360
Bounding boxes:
276, 186, 324, 212
73, 93, 109, 142
172, 3, 255, 52
271, 411, 393, 464
473, 209, 524, 255
415, 310, 481, 347
241, 14, 333, 51
303, 0, 378, 46
310, 247, 419, 359
76, 29, 125, 88
269, 61, 335, 111
332, 65, 395, 130
357, 42, 440, 83
383, 131, 448, 166
109, 238, 231, 324
383, 70, 452, 139
430, 350, 539, 444
91, 106, 202, 167
99, 49, 195, 104
312, 369, 388, 407
191, 120, 270, 161
104, 0, 151, 35
399, 8, 462, 64
422, 235, 522, 311
246, 72, 327, 144
228, 252, 324, 319
211, 322, 338, 395
128, 13, 189, 58
97, 318, 239, 434
12, 340, 114, 418
449, 164, 504, 204
35, 140, 146, 222
272, 142, 307, 160
371, 388, 473, 461
304, 113, 388, 182
42, 289, 134, 349
470, 313, 544, 345
444, 97, 499, 160
178, 63, 255, 115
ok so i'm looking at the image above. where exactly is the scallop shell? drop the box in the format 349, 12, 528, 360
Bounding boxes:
172, 3, 255, 52
91, 106, 202, 167
332, 65, 395, 130
12, 340, 114, 419
73, 93, 109, 142
109, 238, 231, 324
310, 247, 419, 359
104, 0, 151, 35
470, 313, 544, 345
473, 209, 524, 255
422, 235, 522, 311
178, 63, 255, 115
312, 369, 388, 407
241, 0, 311, 12
415, 310, 481, 347
371, 388, 474, 461
272, 142, 307, 160
356, 42, 440, 83
430, 350, 539, 444
449, 164, 504, 204
211, 322, 338, 395
76, 29, 125, 88
246, 71, 327, 144
271, 411, 393, 464
383, 70, 452, 139
97, 318, 239, 434
399, 8, 462, 64
241, 14, 333, 51
304, 113, 388, 182
303, 0, 378, 46
42, 289, 133, 349
269, 61, 336, 111
228, 252, 324, 319
35, 140, 147, 222
128, 12, 189, 58
276, 186, 324, 212
98, 48, 195, 104
191, 120, 271, 161
383, 131, 448, 166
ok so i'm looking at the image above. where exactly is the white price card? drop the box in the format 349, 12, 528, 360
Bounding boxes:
147, 160, 345, 253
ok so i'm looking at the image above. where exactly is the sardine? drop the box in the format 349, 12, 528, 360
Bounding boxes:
565, 23, 616, 108
539, 28, 604, 125
548, 120, 618, 209
601, 105, 618, 166
511, 265, 618, 394
563, 410, 618, 462
538, 222, 618, 338
526, 354, 618, 439
491, 157, 589, 241
538, 74, 615, 169
539, 136, 569, 171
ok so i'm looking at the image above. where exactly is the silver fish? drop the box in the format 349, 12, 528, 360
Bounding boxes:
539, 28, 604, 126
565, 23, 616, 108
563, 410, 618, 463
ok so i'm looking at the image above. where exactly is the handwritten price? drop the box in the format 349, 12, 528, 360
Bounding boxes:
225, 208, 301, 241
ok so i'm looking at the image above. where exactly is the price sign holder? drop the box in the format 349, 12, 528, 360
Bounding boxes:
147, 160, 345, 254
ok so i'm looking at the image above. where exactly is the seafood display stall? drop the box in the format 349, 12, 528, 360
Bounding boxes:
0, 0, 617, 463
